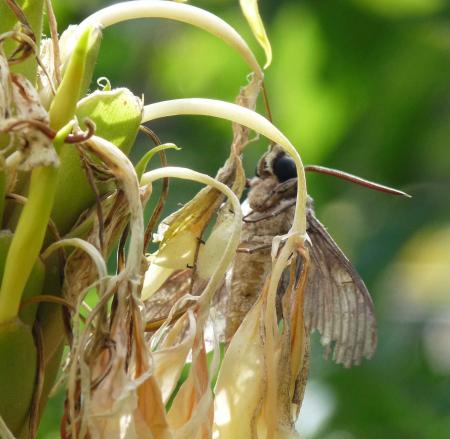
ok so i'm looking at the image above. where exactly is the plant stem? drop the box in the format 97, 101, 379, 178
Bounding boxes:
79, 0, 262, 79
0, 126, 70, 325
0, 27, 92, 325
142, 98, 307, 235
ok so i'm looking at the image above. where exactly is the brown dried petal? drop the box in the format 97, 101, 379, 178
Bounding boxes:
152, 312, 197, 404
5, 74, 58, 170
167, 330, 213, 438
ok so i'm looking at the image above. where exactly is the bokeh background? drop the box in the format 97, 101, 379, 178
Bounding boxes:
38, 0, 450, 437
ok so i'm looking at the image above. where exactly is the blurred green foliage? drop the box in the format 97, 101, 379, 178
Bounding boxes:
39, 0, 450, 438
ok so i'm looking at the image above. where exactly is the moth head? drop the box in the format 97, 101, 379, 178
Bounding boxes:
256, 144, 297, 183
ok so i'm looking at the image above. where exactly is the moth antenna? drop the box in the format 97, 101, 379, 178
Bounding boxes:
305, 165, 411, 198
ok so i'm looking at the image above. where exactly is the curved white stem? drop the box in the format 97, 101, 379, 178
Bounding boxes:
42, 237, 107, 280
0, 416, 14, 439
86, 135, 143, 277
142, 98, 307, 235
141, 166, 242, 305
79, 0, 262, 79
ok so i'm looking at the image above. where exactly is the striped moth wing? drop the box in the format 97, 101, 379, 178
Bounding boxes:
304, 200, 377, 367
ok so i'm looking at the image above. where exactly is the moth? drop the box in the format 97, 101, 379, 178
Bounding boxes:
223, 144, 407, 366
224, 145, 379, 367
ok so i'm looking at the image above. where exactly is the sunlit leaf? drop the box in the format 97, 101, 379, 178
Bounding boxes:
240, 0, 272, 68
213, 297, 265, 437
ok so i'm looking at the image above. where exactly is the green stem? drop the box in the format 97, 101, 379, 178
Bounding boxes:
135, 143, 180, 181
0, 27, 93, 324
0, 126, 70, 325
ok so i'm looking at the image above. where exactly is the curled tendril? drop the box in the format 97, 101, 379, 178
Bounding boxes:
65, 119, 96, 144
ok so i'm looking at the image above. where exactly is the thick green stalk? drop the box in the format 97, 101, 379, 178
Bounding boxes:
0, 27, 92, 325
0, 130, 66, 324
0, 232, 44, 435
0, 319, 36, 435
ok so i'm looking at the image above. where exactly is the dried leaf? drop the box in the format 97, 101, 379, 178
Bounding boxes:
87, 319, 169, 439
151, 311, 197, 402
167, 329, 213, 439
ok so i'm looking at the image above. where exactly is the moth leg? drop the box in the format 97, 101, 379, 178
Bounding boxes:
256, 178, 297, 208
237, 243, 272, 254
272, 177, 297, 195
243, 199, 296, 223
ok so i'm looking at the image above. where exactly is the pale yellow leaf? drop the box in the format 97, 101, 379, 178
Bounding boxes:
213, 298, 265, 438
154, 231, 198, 269
240, 0, 272, 68
197, 216, 235, 280
142, 263, 175, 301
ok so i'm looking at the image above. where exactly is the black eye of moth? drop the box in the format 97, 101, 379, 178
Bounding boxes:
272, 154, 297, 182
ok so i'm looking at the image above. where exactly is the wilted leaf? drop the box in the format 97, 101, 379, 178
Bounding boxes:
167, 324, 214, 439
197, 215, 235, 280
152, 311, 197, 404
86, 319, 167, 439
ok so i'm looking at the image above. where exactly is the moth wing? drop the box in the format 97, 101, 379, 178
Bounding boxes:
304, 210, 377, 367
